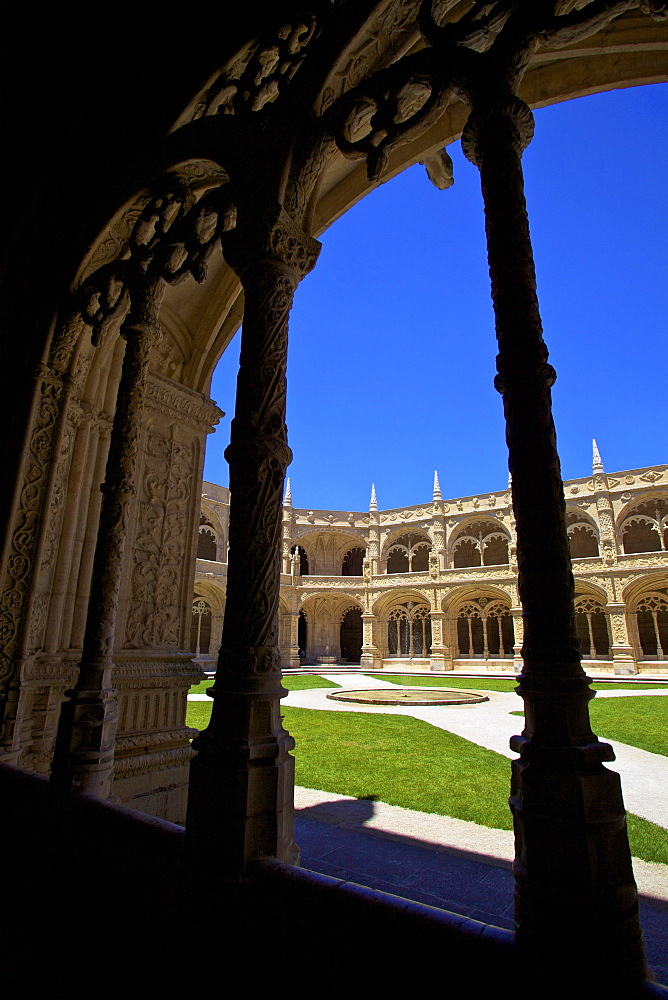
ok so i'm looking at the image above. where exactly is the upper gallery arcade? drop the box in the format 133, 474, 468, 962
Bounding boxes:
193, 448, 668, 675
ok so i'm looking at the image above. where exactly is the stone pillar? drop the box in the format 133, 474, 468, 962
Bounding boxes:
510, 607, 524, 672
185, 208, 320, 876
462, 96, 646, 986
51, 280, 163, 799
428, 610, 452, 671
592, 440, 618, 566
282, 479, 293, 575
607, 602, 637, 676
287, 608, 301, 669
367, 484, 380, 576
360, 611, 380, 670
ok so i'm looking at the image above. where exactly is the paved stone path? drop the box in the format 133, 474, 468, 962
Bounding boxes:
189, 673, 668, 983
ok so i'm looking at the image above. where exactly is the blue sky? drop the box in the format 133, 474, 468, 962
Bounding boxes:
205, 83, 667, 512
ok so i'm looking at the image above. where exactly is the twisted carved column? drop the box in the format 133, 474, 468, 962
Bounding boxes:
462, 97, 647, 987
51, 282, 163, 799
185, 208, 320, 876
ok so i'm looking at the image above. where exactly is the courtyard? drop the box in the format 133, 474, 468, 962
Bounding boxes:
188, 670, 668, 983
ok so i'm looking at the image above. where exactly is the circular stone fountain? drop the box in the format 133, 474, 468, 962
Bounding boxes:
326, 688, 489, 706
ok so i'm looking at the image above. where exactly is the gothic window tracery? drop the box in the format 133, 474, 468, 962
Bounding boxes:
452, 520, 509, 568
342, 546, 365, 576
635, 591, 668, 659
621, 497, 668, 554
386, 533, 430, 573
387, 601, 431, 656
190, 596, 212, 655
566, 511, 599, 559
456, 598, 514, 658
197, 515, 218, 561
574, 596, 610, 659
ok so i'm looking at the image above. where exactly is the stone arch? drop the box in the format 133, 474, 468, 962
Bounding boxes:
573, 592, 611, 659
450, 518, 510, 568
299, 591, 363, 663
618, 494, 668, 554
339, 605, 363, 664
383, 530, 431, 574
197, 514, 218, 561
296, 531, 364, 576
341, 546, 365, 576
566, 508, 600, 560
445, 587, 515, 660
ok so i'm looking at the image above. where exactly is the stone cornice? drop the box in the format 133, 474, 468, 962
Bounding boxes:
145, 372, 223, 433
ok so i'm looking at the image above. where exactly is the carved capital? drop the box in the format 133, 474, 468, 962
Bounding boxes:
462, 97, 534, 166
223, 205, 320, 279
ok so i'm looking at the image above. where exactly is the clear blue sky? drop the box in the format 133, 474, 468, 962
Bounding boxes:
205, 83, 667, 512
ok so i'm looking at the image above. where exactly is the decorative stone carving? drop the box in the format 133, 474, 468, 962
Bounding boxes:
125, 431, 195, 648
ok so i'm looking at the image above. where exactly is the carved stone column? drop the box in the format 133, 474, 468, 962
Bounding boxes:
428, 610, 451, 672
185, 208, 320, 876
607, 602, 637, 676
510, 607, 524, 672
51, 282, 163, 799
462, 97, 647, 986
360, 611, 380, 670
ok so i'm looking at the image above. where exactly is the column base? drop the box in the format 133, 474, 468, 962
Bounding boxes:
612, 646, 638, 675
510, 755, 647, 989
429, 652, 453, 672
360, 649, 382, 670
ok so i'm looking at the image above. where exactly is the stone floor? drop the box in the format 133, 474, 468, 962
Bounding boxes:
295, 792, 668, 987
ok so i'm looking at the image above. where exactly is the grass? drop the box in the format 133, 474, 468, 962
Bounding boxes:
282, 675, 340, 691
189, 674, 339, 695
589, 696, 668, 757
370, 673, 666, 694
185, 698, 668, 864
511, 696, 668, 758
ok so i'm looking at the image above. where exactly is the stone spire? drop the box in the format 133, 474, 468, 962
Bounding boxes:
508, 470, 512, 489
592, 439, 604, 473
284, 477, 292, 506
369, 483, 378, 512
433, 470, 442, 501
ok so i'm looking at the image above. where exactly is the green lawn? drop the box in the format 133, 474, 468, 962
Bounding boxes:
283, 675, 340, 691
371, 673, 666, 694
511, 696, 668, 758
185, 699, 668, 864
188, 674, 338, 695
589, 696, 668, 757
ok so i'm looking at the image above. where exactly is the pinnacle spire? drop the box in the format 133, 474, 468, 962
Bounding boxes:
369, 483, 378, 512
592, 439, 604, 473
433, 470, 442, 501
284, 478, 292, 506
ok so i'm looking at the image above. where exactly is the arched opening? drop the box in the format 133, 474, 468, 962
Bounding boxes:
340, 606, 363, 663
566, 511, 599, 559
197, 516, 218, 561
341, 547, 364, 576
387, 602, 431, 657
635, 592, 668, 659
386, 533, 430, 574
622, 498, 668, 554
574, 597, 610, 658
456, 598, 514, 658
452, 521, 509, 568
298, 608, 308, 658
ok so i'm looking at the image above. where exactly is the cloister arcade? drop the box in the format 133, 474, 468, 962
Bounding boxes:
2, 3, 667, 994
194, 469, 668, 674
